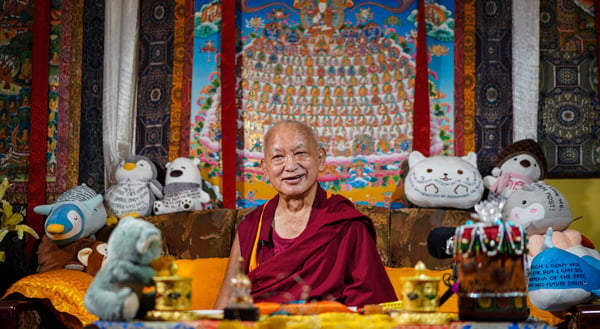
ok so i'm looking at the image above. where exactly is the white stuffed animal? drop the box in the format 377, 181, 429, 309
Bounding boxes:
483, 139, 547, 202
404, 151, 484, 209
502, 181, 572, 235
502, 181, 600, 311
105, 155, 163, 220
153, 157, 210, 215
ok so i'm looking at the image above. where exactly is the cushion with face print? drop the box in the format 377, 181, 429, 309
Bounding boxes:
404, 151, 484, 209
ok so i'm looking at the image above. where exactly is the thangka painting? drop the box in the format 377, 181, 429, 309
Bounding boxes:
191, 0, 224, 194
0, 0, 34, 206
191, 0, 456, 208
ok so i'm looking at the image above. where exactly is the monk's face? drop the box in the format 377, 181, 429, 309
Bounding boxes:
262, 122, 326, 198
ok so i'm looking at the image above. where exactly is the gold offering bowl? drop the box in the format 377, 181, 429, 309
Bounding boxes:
399, 261, 441, 313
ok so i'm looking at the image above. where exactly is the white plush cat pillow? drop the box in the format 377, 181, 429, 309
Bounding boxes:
404, 151, 484, 209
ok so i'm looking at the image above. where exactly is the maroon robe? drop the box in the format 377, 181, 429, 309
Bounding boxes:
238, 185, 397, 307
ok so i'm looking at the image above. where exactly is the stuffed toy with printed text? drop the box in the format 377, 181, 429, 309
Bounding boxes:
502, 181, 572, 235
84, 216, 161, 321
527, 228, 600, 311
484, 139, 547, 202
153, 157, 210, 215
105, 155, 163, 221
502, 181, 600, 311
404, 151, 484, 209
34, 184, 107, 245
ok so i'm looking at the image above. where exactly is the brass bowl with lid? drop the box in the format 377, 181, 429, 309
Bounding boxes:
153, 275, 193, 311
399, 261, 441, 312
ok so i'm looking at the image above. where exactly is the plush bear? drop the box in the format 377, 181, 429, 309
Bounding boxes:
37, 235, 99, 273
404, 151, 484, 209
84, 216, 161, 321
153, 157, 210, 215
34, 184, 107, 245
483, 139, 547, 202
105, 155, 163, 221
64, 241, 108, 276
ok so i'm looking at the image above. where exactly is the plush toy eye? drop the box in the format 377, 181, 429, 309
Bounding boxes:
427, 168, 433, 173
521, 200, 527, 205
457, 170, 463, 175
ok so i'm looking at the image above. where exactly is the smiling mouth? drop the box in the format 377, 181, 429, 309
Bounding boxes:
283, 174, 304, 181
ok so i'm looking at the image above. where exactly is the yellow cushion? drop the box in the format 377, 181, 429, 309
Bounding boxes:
385, 267, 458, 314
527, 298, 567, 326
175, 257, 229, 309
2, 269, 98, 325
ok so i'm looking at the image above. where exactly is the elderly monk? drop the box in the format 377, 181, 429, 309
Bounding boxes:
214, 120, 397, 309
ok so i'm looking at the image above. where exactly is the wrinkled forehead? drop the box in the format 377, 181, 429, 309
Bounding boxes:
264, 122, 317, 152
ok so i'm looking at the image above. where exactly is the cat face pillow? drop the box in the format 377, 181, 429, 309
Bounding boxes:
404, 151, 484, 209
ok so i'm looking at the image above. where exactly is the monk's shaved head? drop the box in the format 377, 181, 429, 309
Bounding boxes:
263, 120, 318, 154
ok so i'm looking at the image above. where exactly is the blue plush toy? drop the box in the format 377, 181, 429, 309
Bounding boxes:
34, 184, 107, 245
84, 216, 162, 321
528, 228, 600, 311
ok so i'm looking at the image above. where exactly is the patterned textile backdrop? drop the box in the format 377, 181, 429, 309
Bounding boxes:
78, 0, 105, 192
136, 0, 175, 169
189, 0, 458, 208
539, 0, 600, 177
474, 0, 513, 176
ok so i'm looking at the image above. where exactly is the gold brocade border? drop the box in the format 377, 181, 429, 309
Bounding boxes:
463, 0, 476, 154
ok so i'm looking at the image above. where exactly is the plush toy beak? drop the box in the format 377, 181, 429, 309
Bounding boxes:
123, 162, 136, 170
46, 224, 65, 233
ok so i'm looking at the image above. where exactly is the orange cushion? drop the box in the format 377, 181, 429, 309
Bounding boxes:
175, 257, 229, 309
385, 266, 458, 314
2, 269, 98, 325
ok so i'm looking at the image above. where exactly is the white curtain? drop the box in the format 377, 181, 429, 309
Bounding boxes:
512, 0, 540, 142
103, 0, 140, 189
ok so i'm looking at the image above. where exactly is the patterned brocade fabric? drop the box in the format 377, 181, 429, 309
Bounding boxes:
355, 204, 391, 267
145, 209, 237, 259
3, 270, 97, 327
389, 208, 470, 270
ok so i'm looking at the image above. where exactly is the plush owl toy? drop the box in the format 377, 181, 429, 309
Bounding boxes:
153, 157, 210, 215
105, 155, 163, 220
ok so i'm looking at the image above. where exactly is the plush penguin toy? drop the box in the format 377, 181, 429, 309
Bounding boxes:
104, 155, 163, 220
34, 184, 107, 245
